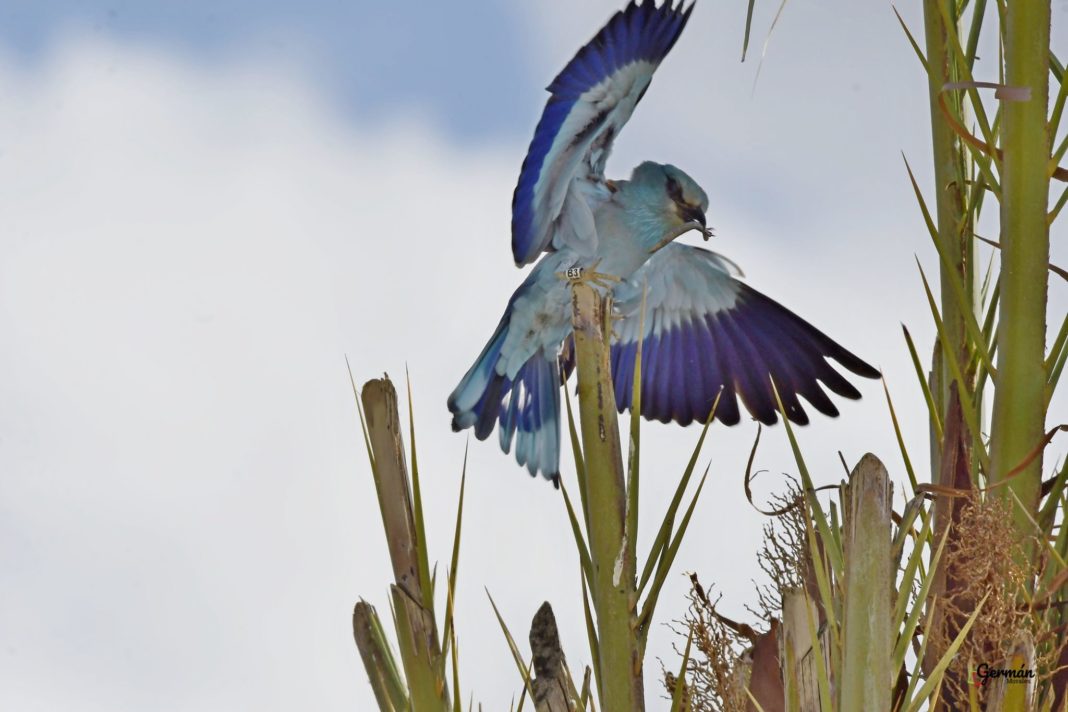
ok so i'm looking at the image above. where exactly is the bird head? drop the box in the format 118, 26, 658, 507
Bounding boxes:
629, 162, 712, 245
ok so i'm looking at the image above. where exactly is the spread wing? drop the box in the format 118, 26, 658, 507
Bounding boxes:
511, 0, 694, 267
610, 243, 881, 426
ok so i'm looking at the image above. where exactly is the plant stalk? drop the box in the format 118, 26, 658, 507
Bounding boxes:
919, 1, 978, 691
922, 0, 973, 415
569, 284, 644, 711
988, 0, 1051, 549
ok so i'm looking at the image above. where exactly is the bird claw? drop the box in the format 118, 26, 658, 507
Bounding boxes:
556, 259, 622, 290
607, 308, 626, 341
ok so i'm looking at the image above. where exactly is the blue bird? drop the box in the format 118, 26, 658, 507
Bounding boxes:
449, 0, 879, 482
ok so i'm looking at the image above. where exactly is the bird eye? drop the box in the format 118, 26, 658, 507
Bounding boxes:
665, 176, 684, 203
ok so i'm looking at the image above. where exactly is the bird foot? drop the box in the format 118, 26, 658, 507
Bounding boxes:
556, 259, 621, 290
607, 309, 627, 342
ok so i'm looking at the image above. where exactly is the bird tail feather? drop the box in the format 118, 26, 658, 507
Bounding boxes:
448, 320, 561, 482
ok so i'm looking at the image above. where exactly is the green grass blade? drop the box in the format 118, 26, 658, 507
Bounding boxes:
638, 465, 710, 645
900, 599, 934, 704
741, 0, 757, 61
771, 379, 844, 577
669, 628, 694, 712
1046, 313, 1068, 375
447, 581, 462, 712
903, 156, 997, 380
883, 377, 920, 491
561, 374, 590, 529
405, 369, 435, 614
1051, 54, 1068, 135
1050, 49, 1065, 81
892, 5, 929, 71
346, 356, 376, 472
974, 276, 1001, 396
1050, 183, 1068, 224
893, 524, 948, 673
580, 574, 602, 703
800, 493, 842, 670
916, 261, 990, 472
560, 480, 594, 588
625, 286, 648, 589
963, 0, 988, 69
902, 324, 945, 442
1051, 131, 1068, 174
515, 659, 534, 712
638, 391, 720, 596
579, 667, 594, 711
439, 447, 468, 671
802, 590, 833, 712
891, 495, 930, 588
486, 590, 536, 701
1038, 458, 1068, 532
1048, 334, 1068, 406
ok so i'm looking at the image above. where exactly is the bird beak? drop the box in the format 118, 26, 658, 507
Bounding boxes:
649, 219, 713, 254
679, 204, 712, 241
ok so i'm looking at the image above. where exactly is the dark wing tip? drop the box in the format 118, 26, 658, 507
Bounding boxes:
712, 389, 741, 425
752, 407, 779, 426
832, 349, 882, 380
781, 398, 810, 426
546, 0, 693, 97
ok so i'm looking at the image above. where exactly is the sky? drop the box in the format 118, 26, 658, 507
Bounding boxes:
1, 1, 1066, 710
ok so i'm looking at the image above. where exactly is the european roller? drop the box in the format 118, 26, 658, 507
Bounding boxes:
449, 0, 879, 482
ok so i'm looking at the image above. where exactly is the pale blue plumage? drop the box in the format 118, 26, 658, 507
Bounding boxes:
449, 1, 878, 482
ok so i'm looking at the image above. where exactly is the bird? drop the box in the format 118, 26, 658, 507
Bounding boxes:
448, 0, 880, 483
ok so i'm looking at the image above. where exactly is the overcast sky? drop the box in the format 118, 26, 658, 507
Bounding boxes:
2, 1, 1066, 710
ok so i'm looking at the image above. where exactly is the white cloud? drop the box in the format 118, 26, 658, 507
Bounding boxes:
0, 37, 522, 711
1, 8, 1065, 710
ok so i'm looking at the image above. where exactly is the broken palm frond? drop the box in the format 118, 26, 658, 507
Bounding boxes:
350, 371, 468, 711
839, 456, 893, 712
528, 603, 575, 712
354, 600, 409, 712
357, 376, 451, 711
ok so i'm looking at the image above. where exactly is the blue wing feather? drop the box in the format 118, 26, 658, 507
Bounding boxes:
511, 1, 694, 266
610, 243, 879, 427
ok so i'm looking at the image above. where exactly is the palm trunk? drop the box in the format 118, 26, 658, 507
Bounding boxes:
989, 0, 1051, 553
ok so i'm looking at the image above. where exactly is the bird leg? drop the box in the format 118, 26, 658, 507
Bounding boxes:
556, 258, 621, 290
648, 219, 714, 254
